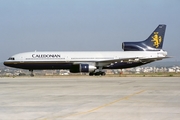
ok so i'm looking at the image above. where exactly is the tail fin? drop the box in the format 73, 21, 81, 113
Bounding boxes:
144, 24, 166, 49
122, 24, 166, 51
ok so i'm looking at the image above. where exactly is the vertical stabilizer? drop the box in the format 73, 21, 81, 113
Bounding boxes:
122, 24, 166, 51
144, 24, 166, 49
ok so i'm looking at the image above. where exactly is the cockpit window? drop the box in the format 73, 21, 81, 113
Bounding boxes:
8, 57, 15, 60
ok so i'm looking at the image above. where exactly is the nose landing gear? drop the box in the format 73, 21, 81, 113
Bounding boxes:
29, 70, 34, 77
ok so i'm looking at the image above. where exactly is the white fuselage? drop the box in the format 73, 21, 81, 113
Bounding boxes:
6, 50, 167, 62
3, 50, 168, 72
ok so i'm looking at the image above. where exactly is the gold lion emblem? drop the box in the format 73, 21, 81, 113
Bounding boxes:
151, 32, 162, 48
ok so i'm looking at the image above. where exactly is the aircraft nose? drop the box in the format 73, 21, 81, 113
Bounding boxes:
3, 60, 13, 67
3, 61, 9, 66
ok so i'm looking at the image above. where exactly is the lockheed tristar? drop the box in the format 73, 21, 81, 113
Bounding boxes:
4, 24, 169, 76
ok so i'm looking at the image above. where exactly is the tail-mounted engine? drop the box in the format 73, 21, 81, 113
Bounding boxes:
122, 42, 146, 51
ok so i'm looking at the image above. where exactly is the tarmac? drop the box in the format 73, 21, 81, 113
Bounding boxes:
0, 77, 180, 120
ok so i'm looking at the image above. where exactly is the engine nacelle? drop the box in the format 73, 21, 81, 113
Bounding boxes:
70, 64, 96, 73
122, 42, 160, 51
122, 42, 145, 51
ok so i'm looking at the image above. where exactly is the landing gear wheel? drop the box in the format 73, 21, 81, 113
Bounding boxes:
89, 72, 94, 76
94, 72, 106, 76
101, 72, 106, 76
30, 74, 34, 77
95, 72, 100, 76
89, 71, 105, 76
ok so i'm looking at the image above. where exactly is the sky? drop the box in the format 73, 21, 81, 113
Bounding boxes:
0, 0, 180, 62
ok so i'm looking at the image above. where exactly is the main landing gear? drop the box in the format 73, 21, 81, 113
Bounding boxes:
29, 70, 34, 77
89, 68, 106, 76
89, 71, 106, 76
89, 67, 106, 76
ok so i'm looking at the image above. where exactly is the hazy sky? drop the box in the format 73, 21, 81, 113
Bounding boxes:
0, 0, 180, 62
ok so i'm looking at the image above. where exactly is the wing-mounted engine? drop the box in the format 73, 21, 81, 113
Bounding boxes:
70, 64, 96, 73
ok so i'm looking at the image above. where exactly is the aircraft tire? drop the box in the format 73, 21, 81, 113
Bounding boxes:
101, 72, 106, 76
89, 72, 94, 76
95, 72, 100, 76
29, 70, 34, 77
30, 74, 34, 77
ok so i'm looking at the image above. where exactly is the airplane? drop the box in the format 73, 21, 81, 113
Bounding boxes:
4, 24, 169, 76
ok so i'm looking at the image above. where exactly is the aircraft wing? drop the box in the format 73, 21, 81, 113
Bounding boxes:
96, 56, 171, 67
